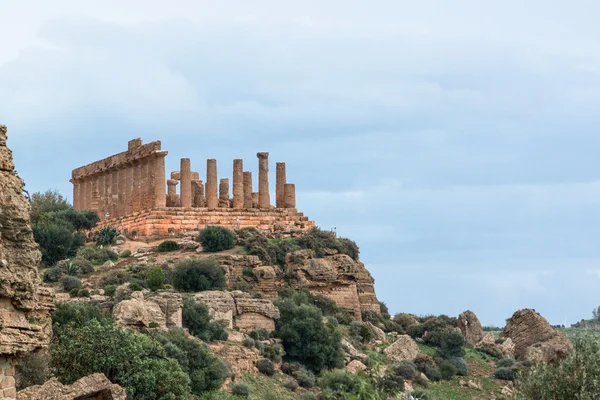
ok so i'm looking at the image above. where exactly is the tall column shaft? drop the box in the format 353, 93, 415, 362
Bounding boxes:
111, 169, 119, 218
232, 159, 244, 209
104, 172, 112, 219
206, 159, 218, 209
284, 183, 296, 208
91, 175, 99, 213
193, 180, 205, 207
154, 154, 167, 208
167, 179, 179, 197
118, 168, 126, 218
252, 192, 259, 208
276, 162, 286, 208
97, 174, 106, 220
125, 165, 134, 215
72, 180, 81, 209
243, 171, 253, 208
85, 177, 93, 210
257, 152, 270, 208
219, 178, 230, 208
140, 159, 150, 210
132, 162, 142, 213
180, 158, 192, 208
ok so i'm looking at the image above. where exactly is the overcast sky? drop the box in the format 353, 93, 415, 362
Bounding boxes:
2, 1, 600, 326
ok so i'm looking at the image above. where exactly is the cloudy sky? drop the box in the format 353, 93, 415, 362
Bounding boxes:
2, 1, 599, 326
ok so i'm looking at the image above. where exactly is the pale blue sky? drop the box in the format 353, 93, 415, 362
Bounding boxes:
2, 0, 600, 326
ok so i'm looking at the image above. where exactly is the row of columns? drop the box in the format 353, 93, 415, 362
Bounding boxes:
72, 152, 167, 220
169, 152, 296, 210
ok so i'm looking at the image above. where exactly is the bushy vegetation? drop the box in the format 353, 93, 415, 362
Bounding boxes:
31, 190, 98, 266
16, 351, 50, 390
199, 226, 236, 252
158, 240, 180, 252
275, 292, 344, 373
145, 266, 166, 291
296, 228, 359, 260
172, 258, 226, 292
61, 276, 82, 292
230, 383, 250, 398
256, 358, 276, 376
182, 297, 228, 342
439, 361, 457, 380
96, 226, 119, 246
77, 246, 118, 263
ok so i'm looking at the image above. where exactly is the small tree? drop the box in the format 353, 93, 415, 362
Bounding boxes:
182, 297, 228, 342
198, 226, 235, 252
145, 267, 166, 291
172, 259, 226, 292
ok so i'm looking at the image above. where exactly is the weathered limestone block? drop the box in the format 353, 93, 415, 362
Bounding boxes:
257, 152, 270, 208
501, 309, 572, 363
113, 291, 182, 330
457, 310, 484, 345
192, 180, 205, 207
251, 192, 259, 208
345, 360, 367, 374
17, 373, 127, 399
194, 291, 236, 329
365, 322, 387, 343
208, 342, 260, 375
243, 172, 253, 208
341, 338, 367, 362
276, 162, 286, 208
0, 125, 53, 360
146, 292, 183, 328
384, 335, 419, 362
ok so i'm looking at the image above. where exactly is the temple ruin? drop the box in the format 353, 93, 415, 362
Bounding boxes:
71, 139, 314, 237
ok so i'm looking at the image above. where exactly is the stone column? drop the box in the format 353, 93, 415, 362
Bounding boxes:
167, 179, 179, 197
252, 192, 259, 208
118, 167, 127, 218
140, 159, 150, 210
132, 162, 142, 213
104, 171, 112, 219
180, 158, 192, 208
72, 180, 79, 209
232, 159, 244, 209
125, 165, 134, 215
284, 184, 296, 208
276, 162, 286, 208
97, 174, 106, 220
219, 178, 230, 208
193, 180, 205, 207
111, 169, 119, 218
206, 159, 218, 209
91, 175, 99, 214
257, 152, 270, 208
154, 153, 167, 208
243, 171, 253, 208
86, 177, 93, 210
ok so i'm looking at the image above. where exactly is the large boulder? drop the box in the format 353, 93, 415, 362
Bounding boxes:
384, 335, 419, 362
113, 291, 182, 331
457, 310, 484, 345
501, 309, 572, 363
17, 373, 126, 399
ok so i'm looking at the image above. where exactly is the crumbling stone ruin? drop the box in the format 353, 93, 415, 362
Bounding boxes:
71, 139, 315, 237
0, 125, 53, 399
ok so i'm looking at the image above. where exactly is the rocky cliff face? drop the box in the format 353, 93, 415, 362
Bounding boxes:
0, 125, 54, 398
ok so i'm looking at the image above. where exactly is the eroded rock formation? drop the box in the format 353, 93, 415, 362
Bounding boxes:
501, 308, 572, 363
457, 310, 484, 345
113, 290, 182, 331
17, 373, 126, 399
0, 125, 53, 399
384, 335, 419, 362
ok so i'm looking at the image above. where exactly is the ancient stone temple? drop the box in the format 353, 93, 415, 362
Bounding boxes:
0, 125, 53, 399
71, 139, 314, 237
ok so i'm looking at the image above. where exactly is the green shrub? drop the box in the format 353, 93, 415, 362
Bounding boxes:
52, 302, 112, 336
198, 226, 235, 252
448, 357, 468, 376
392, 361, 417, 380
495, 367, 518, 381
120, 249, 132, 258
172, 258, 226, 292
296, 228, 360, 260
153, 328, 228, 394
424, 366, 442, 382
294, 367, 316, 388
281, 362, 301, 376
379, 301, 391, 320
350, 321, 373, 343
100, 270, 130, 288
256, 358, 276, 376
16, 351, 50, 390
425, 328, 466, 359
230, 383, 250, 398
77, 246, 118, 263
130, 282, 143, 292
51, 320, 190, 398
33, 218, 81, 266
242, 337, 256, 348
61, 276, 82, 292
145, 267, 166, 291
283, 377, 299, 392
242, 267, 255, 278
275, 296, 344, 373
497, 358, 516, 368
299, 393, 318, 400
439, 361, 457, 380
96, 227, 119, 246
76, 288, 91, 298
158, 240, 180, 252
43, 267, 63, 283
182, 297, 228, 342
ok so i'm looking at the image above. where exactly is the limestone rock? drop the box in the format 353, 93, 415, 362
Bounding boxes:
345, 360, 367, 374
17, 373, 126, 399
0, 125, 53, 358
501, 309, 572, 363
341, 338, 367, 362
457, 310, 484, 345
366, 322, 387, 343
194, 291, 236, 329
177, 239, 201, 250
208, 342, 260, 375
384, 335, 419, 362
113, 291, 182, 331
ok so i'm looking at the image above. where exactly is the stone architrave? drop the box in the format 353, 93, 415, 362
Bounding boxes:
233, 159, 244, 209
180, 158, 192, 208
276, 162, 286, 208
257, 152, 270, 208
243, 171, 253, 208
154, 153, 167, 208
206, 159, 218, 209
284, 183, 296, 208
219, 178, 230, 208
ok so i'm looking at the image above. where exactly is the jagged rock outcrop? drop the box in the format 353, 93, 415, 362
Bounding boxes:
366, 322, 387, 343
194, 290, 280, 331
457, 310, 484, 345
113, 291, 182, 330
345, 360, 367, 374
501, 309, 572, 363
384, 335, 419, 362
476, 332, 515, 358
285, 249, 380, 320
208, 342, 260, 375
0, 125, 54, 398
17, 373, 126, 399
